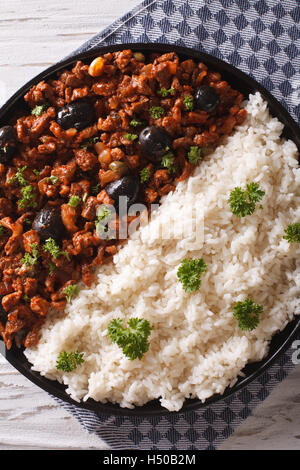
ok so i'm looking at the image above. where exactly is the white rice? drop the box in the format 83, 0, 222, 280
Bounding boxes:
25, 93, 300, 411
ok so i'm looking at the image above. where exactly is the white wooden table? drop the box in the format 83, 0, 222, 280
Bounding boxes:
0, 0, 299, 450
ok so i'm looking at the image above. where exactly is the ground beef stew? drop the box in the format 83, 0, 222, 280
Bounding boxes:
0, 50, 247, 349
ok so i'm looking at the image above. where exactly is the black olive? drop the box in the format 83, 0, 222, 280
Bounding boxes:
139, 126, 172, 162
0, 125, 17, 164
56, 100, 96, 131
105, 176, 140, 207
32, 207, 65, 242
0, 295, 7, 325
194, 86, 219, 113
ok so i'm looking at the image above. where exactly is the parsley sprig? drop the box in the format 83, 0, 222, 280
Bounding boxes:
43, 237, 70, 260
95, 205, 112, 238
229, 182, 265, 218
18, 185, 37, 209
161, 152, 177, 174
283, 223, 300, 244
183, 94, 194, 111
140, 167, 150, 183
188, 146, 202, 165
56, 350, 84, 372
124, 133, 138, 141
8, 166, 27, 186
130, 117, 144, 128
233, 298, 263, 331
177, 258, 207, 293
63, 284, 79, 303
149, 106, 165, 120
22, 243, 39, 266
68, 195, 81, 208
31, 103, 50, 117
107, 317, 152, 360
158, 87, 175, 97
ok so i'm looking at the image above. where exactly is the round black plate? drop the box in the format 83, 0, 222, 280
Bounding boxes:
1, 43, 300, 417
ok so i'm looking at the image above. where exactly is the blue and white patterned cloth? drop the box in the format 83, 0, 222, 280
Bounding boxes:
57, 0, 300, 450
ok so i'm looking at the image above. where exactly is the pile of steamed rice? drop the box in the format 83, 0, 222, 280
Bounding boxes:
25, 93, 300, 411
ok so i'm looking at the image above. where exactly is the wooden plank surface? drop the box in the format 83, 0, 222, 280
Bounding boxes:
0, 0, 300, 451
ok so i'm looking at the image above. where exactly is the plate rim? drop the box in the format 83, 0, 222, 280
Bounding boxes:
1, 42, 300, 417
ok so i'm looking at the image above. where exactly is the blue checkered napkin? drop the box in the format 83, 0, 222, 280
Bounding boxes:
58, 0, 300, 450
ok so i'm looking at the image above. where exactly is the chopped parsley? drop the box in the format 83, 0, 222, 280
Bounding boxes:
31, 103, 50, 117
56, 350, 84, 372
95, 205, 112, 238
80, 136, 99, 149
188, 146, 202, 165
63, 284, 79, 303
183, 94, 194, 111
161, 152, 177, 174
233, 298, 263, 331
130, 117, 144, 127
8, 166, 27, 186
158, 87, 175, 97
177, 258, 207, 293
33, 169, 40, 176
68, 195, 81, 208
149, 106, 165, 120
229, 182, 265, 218
124, 133, 138, 141
107, 317, 152, 361
21, 243, 39, 266
283, 223, 300, 244
23, 294, 30, 303
18, 185, 37, 209
46, 175, 59, 184
43, 237, 69, 260
140, 167, 150, 183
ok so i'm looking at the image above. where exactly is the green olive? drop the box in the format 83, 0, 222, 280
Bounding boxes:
133, 52, 145, 63
109, 161, 129, 175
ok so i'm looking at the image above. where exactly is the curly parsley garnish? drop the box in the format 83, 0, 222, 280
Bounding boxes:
161, 152, 177, 174
107, 318, 152, 361
229, 182, 265, 218
18, 185, 37, 209
140, 167, 150, 183
283, 223, 300, 244
46, 175, 59, 184
177, 258, 207, 293
22, 243, 39, 266
149, 106, 165, 120
56, 350, 84, 372
95, 205, 112, 238
124, 133, 138, 141
183, 94, 194, 111
31, 103, 50, 117
68, 195, 81, 208
188, 146, 202, 165
158, 87, 175, 97
63, 284, 79, 303
233, 298, 263, 331
130, 117, 144, 127
43, 237, 69, 260
8, 166, 27, 186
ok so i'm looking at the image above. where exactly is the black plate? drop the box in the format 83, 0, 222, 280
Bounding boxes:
1, 43, 300, 417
